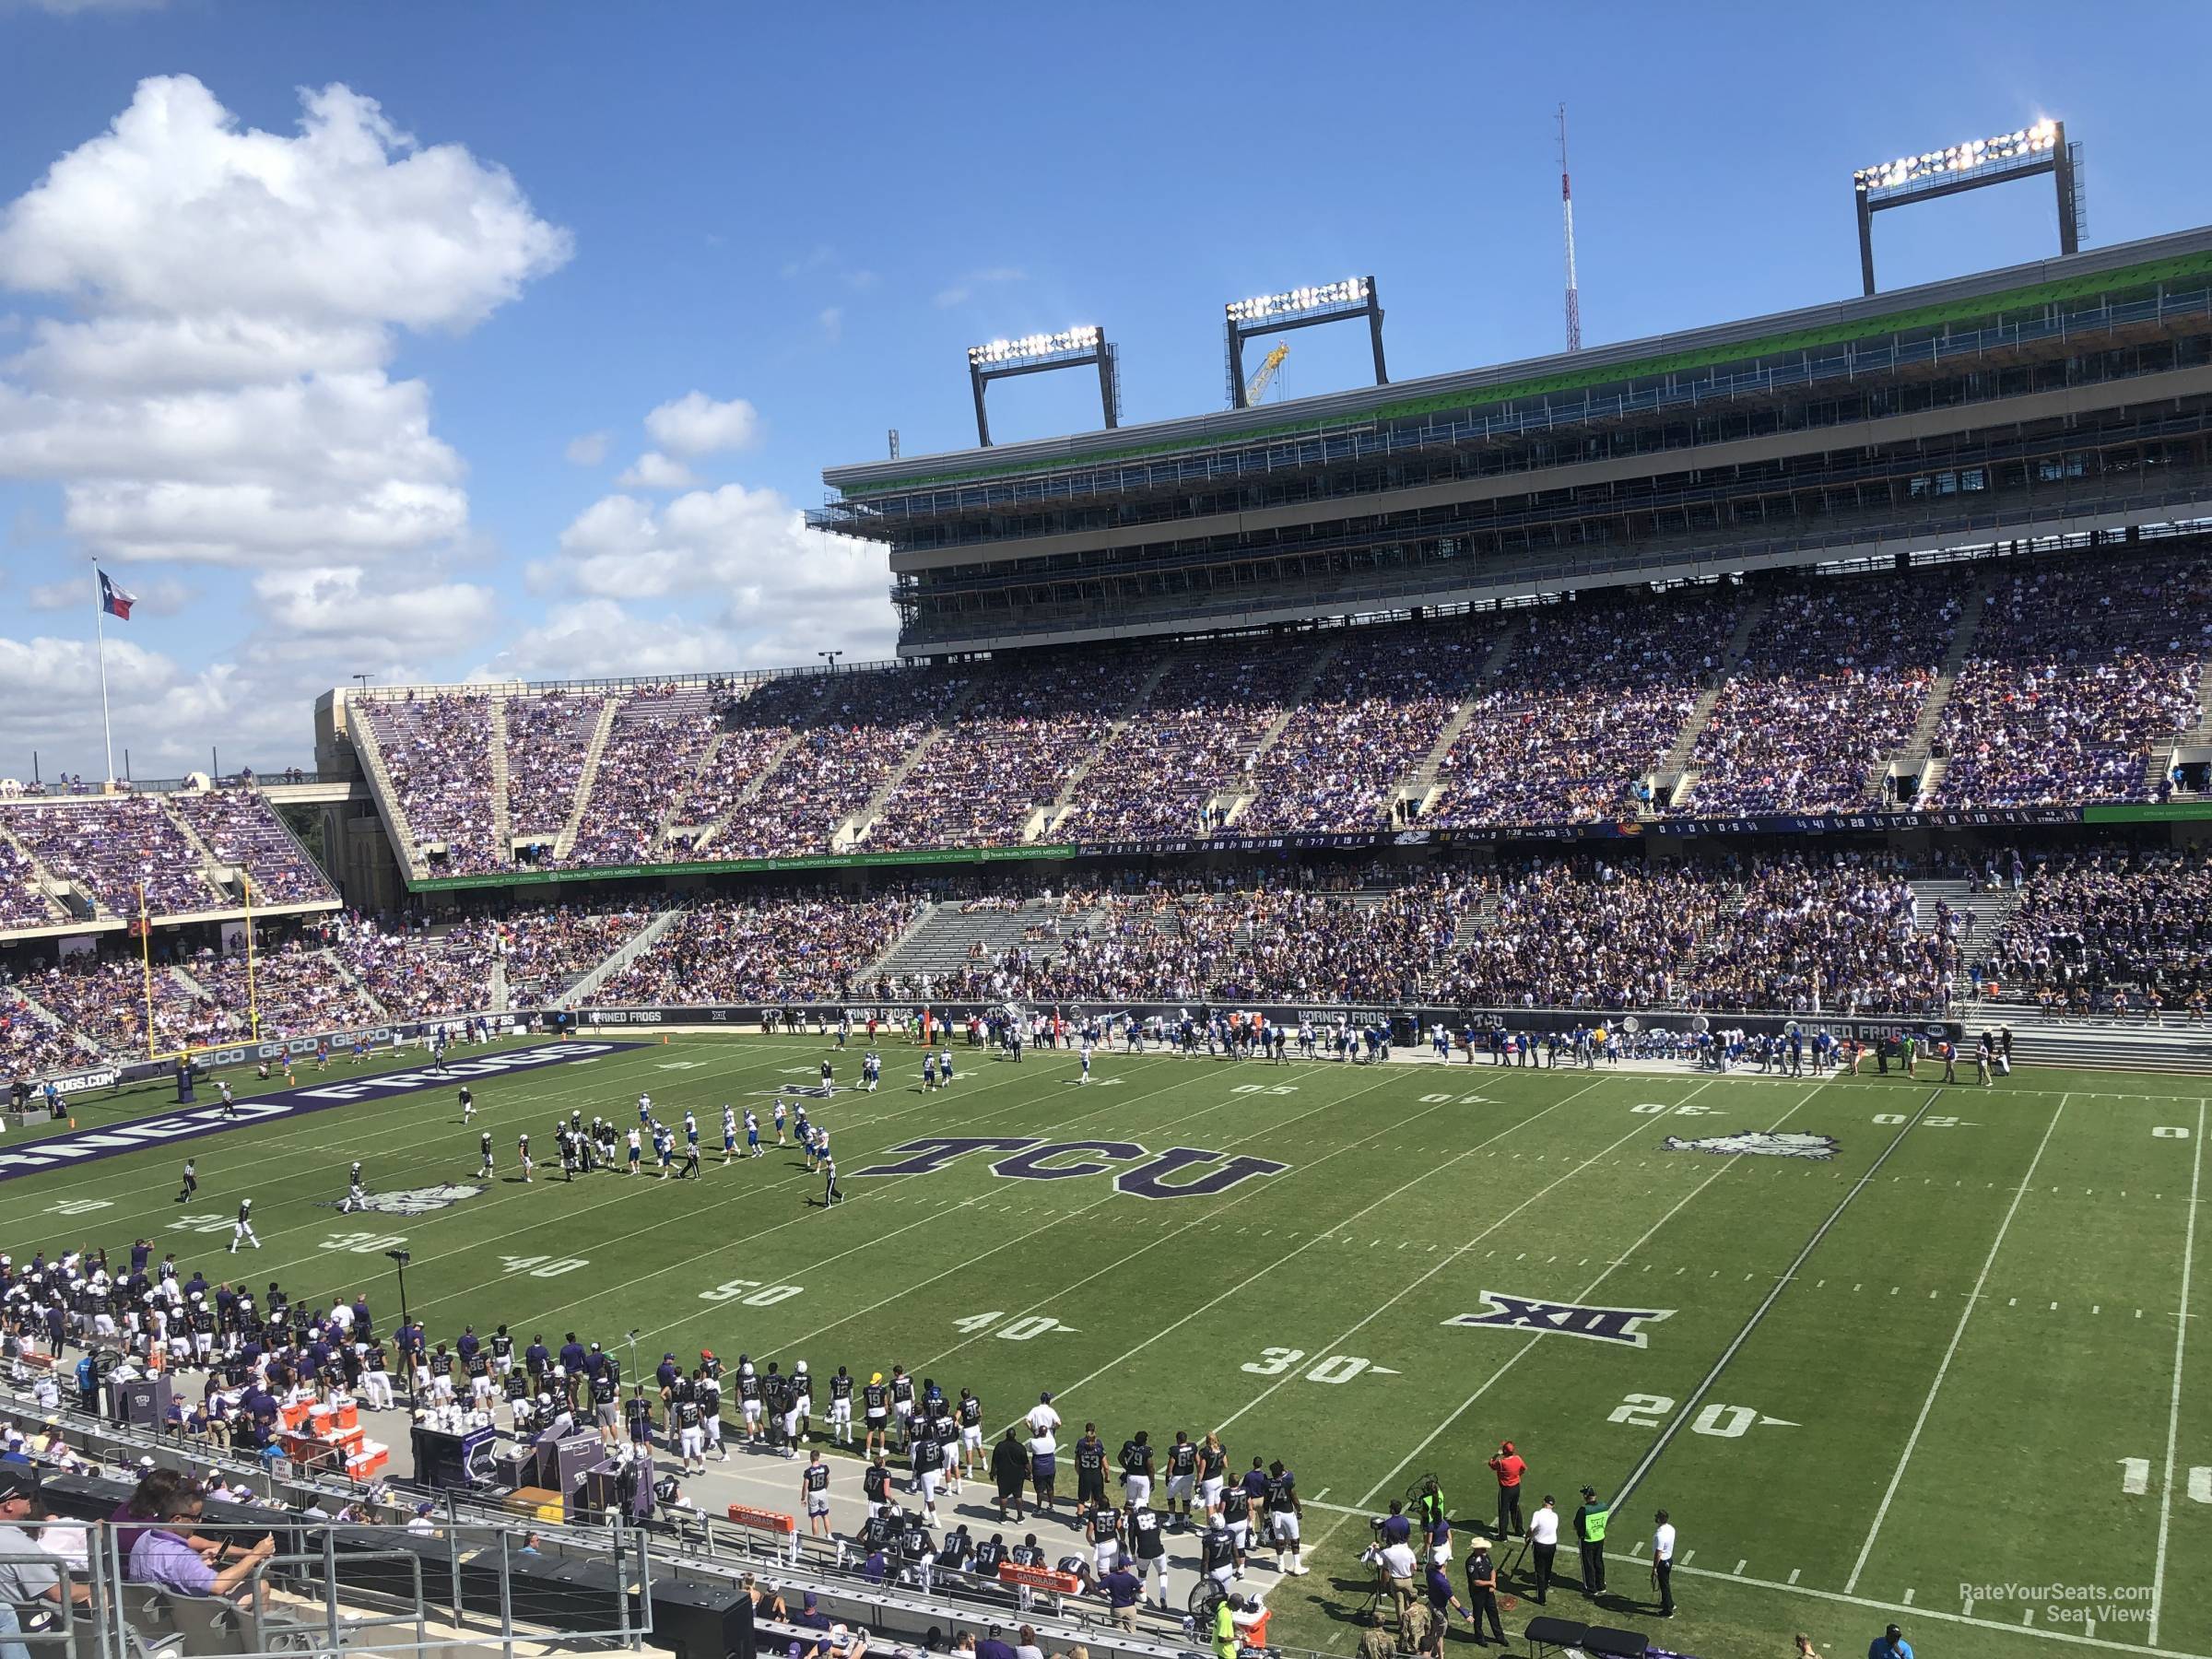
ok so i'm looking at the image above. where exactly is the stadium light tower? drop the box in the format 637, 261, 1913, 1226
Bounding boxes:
966, 327, 1121, 448
1223, 278, 1386, 409
1854, 118, 2083, 295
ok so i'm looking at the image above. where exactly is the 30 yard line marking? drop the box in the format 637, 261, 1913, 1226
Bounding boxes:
1844, 1091, 2072, 1594
1335, 1079, 1824, 1524
1215, 1079, 1724, 1445
1613, 1088, 1939, 1512
2149, 1096, 2206, 1646
1018, 1076, 1623, 1429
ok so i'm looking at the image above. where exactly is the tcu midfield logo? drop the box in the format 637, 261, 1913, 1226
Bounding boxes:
1447, 1290, 1674, 1347
849, 1137, 1288, 1201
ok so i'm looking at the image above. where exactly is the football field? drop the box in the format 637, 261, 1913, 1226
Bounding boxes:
6, 1034, 2208, 1659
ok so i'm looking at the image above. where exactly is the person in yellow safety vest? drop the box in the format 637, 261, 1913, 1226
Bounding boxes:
1214, 1594, 1244, 1659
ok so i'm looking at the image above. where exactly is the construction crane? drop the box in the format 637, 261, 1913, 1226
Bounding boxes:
1244, 342, 1289, 405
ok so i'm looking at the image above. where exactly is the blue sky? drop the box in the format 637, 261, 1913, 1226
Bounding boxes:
1, 0, 2208, 780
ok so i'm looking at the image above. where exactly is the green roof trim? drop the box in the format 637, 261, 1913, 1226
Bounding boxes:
407, 841, 1077, 892
842, 250, 2212, 500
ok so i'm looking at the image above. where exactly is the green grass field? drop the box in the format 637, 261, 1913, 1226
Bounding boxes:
8, 1034, 2208, 1659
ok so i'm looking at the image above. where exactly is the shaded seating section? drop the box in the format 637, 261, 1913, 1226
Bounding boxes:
170, 788, 340, 906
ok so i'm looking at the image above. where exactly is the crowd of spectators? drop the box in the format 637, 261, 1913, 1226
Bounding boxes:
866, 655, 1153, 851
1980, 846, 2212, 1007
1236, 624, 1488, 833
181, 945, 382, 1043
712, 669, 973, 860
491, 904, 658, 1002
562, 687, 724, 867
0, 798, 225, 918
0, 830, 61, 930
1430, 853, 1959, 1015
20, 959, 205, 1057
1427, 587, 1737, 827
1685, 574, 1958, 815
0, 984, 77, 1076
503, 692, 613, 843
1935, 551, 2212, 807
1056, 639, 1315, 841
900, 872, 1473, 1006
357, 695, 503, 875
169, 789, 339, 907
665, 677, 831, 832
316, 917, 500, 1021
588, 890, 926, 1006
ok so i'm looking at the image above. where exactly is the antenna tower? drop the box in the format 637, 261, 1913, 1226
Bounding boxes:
1559, 102, 1582, 352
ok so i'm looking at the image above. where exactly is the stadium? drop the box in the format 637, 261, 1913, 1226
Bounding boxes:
2, 69, 2211, 1659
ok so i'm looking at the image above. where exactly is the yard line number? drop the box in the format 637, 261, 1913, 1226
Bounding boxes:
1607, 1393, 1796, 1436
698, 1278, 806, 1306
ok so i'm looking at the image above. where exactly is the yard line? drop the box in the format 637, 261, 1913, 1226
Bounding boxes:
2148, 1095, 2206, 1647
1613, 1088, 1940, 1512
1215, 1083, 1720, 1446
480, 1054, 1277, 1336
911, 1067, 1424, 1375
1011, 1075, 1622, 1427
721, 1067, 1419, 1366
1336, 1079, 1817, 1521
1843, 1091, 2072, 1594
1610, 1548, 2212, 1659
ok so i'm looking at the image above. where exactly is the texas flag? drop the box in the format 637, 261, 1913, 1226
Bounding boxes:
98, 570, 135, 621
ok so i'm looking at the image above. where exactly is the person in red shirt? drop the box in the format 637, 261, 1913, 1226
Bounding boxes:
1487, 1441, 1526, 1539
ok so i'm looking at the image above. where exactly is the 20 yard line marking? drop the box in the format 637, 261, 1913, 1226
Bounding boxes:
1844, 1091, 2072, 1594
2148, 1096, 2206, 1647
1612, 1088, 1938, 1512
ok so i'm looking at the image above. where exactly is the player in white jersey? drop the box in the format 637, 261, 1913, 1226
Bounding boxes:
1079, 1044, 1093, 1083
227, 1198, 260, 1253
940, 1046, 955, 1085
627, 1125, 643, 1172
863, 1051, 880, 1091
722, 1106, 738, 1163
773, 1100, 788, 1145
637, 1092, 653, 1124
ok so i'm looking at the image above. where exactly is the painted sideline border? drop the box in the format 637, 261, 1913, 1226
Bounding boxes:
0, 1041, 640, 1181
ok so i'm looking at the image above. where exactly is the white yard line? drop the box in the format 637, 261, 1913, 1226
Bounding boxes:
1604, 1547, 2212, 1659
1334, 1079, 1825, 1525
1612, 1088, 1940, 1511
2149, 1095, 2206, 1646
1006, 1075, 1624, 1428
1226, 1078, 1732, 1458
1843, 1091, 2072, 1594
906, 1066, 1423, 1374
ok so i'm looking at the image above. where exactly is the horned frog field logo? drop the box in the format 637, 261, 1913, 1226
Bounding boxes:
315, 1182, 487, 1216
1663, 1130, 1838, 1160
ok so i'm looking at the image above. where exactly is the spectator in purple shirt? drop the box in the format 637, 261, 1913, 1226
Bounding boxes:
122, 1472, 274, 1605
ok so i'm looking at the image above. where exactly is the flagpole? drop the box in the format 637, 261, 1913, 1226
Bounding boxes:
138, 881, 156, 1062
243, 872, 259, 1041
93, 563, 116, 787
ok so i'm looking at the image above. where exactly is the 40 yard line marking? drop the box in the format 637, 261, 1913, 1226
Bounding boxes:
2149, 1096, 2206, 1647
1844, 1091, 2072, 1594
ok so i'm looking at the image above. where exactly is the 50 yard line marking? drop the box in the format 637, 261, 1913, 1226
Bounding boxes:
1844, 1091, 2072, 1594
2149, 1096, 2206, 1646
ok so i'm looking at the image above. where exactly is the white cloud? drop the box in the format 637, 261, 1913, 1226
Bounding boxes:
0, 75, 569, 569
564, 430, 611, 466
252, 564, 497, 656
819, 306, 843, 344
488, 600, 743, 680
527, 482, 897, 668
615, 451, 697, 490
642, 390, 760, 458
